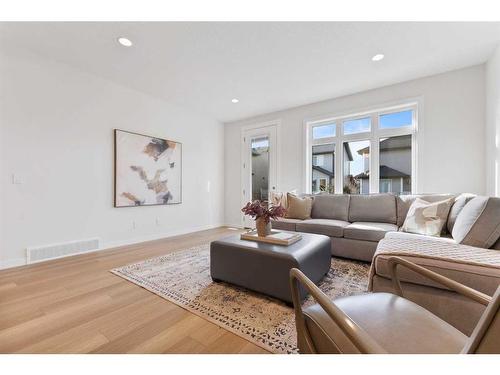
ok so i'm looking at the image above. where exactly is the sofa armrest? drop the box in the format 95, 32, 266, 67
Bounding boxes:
387, 256, 492, 306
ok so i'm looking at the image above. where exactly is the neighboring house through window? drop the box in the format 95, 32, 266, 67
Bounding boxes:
306, 102, 417, 195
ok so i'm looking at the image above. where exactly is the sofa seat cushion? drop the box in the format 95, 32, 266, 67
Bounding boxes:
372, 234, 500, 295
303, 293, 467, 353
343, 222, 398, 242
296, 219, 350, 238
271, 218, 303, 231
349, 194, 397, 224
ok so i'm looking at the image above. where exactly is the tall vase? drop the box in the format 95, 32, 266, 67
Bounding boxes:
255, 217, 271, 237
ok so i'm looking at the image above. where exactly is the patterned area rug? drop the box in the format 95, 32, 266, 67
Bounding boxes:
111, 243, 369, 354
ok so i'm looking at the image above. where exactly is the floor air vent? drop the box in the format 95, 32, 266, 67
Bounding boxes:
27, 237, 100, 264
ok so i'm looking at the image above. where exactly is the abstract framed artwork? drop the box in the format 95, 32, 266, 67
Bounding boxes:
114, 129, 182, 207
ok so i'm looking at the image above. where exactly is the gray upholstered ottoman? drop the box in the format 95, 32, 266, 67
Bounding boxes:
210, 233, 331, 304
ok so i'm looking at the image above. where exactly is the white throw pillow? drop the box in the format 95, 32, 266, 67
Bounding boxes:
401, 198, 454, 237
269, 189, 297, 208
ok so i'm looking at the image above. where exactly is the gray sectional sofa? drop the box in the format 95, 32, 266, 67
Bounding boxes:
271, 193, 500, 335
272, 193, 458, 262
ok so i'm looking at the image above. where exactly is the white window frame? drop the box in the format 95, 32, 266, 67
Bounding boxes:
304, 100, 419, 194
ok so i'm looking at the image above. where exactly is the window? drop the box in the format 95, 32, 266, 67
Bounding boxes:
306, 103, 416, 195
311, 144, 335, 194
313, 123, 336, 139
379, 135, 412, 195
313, 154, 325, 167
379, 179, 392, 193
379, 110, 412, 129
343, 140, 370, 194
319, 178, 327, 192
343, 117, 371, 135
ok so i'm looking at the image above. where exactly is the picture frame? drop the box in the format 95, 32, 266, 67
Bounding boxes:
114, 129, 182, 207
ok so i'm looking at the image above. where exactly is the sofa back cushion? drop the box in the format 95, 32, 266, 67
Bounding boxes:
311, 194, 350, 221
348, 194, 397, 224
396, 194, 455, 227
452, 196, 500, 248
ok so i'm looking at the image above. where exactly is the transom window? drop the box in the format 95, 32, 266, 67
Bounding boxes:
306, 103, 417, 195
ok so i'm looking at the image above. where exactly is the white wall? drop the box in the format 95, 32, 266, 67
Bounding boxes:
486, 45, 500, 197
0, 46, 225, 269
225, 65, 486, 226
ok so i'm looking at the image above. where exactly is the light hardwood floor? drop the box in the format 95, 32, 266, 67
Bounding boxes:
0, 227, 269, 354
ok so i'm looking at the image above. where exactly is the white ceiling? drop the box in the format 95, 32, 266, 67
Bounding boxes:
1, 22, 500, 122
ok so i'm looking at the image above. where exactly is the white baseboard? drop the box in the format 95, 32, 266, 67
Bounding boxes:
100, 223, 225, 250
224, 222, 244, 229
0, 257, 27, 270
0, 223, 225, 271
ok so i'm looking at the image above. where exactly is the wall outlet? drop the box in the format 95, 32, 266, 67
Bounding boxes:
155, 217, 160, 226
132, 220, 136, 230
12, 173, 24, 185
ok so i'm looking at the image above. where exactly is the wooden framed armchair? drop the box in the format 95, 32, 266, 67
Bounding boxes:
290, 256, 499, 354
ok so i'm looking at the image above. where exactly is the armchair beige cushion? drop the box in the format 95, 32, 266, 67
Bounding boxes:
290, 259, 500, 354
303, 293, 467, 354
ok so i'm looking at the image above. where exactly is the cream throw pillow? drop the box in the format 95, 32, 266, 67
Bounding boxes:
269, 190, 297, 209
285, 193, 313, 220
401, 198, 454, 237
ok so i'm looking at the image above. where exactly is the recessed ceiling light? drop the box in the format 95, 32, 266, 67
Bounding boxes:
372, 54, 384, 62
117, 37, 133, 47
231, 98, 239, 103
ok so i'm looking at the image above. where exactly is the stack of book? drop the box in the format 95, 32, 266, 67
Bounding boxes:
240, 230, 302, 246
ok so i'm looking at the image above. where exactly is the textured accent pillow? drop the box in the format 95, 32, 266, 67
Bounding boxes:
452, 196, 500, 248
269, 190, 297, 209
396, 194, 455, 227
401, 198, 454, 237
285, 193, 313, 220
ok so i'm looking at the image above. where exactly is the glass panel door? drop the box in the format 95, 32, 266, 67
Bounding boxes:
242, 124, 278, 228
251, 136, 270, 201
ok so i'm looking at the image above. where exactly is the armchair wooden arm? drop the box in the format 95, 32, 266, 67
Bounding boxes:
387, 256, 492, 306
289, 268, 386, 354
